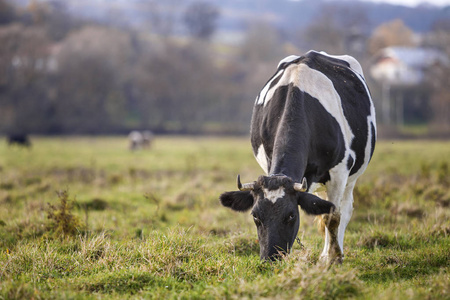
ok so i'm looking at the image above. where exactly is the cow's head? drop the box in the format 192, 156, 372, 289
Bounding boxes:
219, 175, 335, 261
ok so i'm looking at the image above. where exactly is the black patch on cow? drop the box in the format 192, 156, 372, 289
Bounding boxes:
251, 85, 291, 172
300, 51, 373, 176
347, 155, 354, 171
308, 52, 351, 68
370, 122, 376, 162
219, 191, 254, 212
251, 83, 346, 184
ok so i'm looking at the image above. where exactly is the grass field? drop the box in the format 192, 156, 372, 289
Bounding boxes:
0, 136, 449, 299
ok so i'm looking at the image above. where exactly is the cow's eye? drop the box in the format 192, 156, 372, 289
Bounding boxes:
286, 214, 296, 224
253, 215, 262, 226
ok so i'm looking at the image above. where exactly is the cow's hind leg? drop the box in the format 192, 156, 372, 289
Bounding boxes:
319, 171, 348, 264
337, 181, 356, 253
319, 180, 356, 264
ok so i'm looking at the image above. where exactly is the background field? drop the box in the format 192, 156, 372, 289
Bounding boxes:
0, 136, 449, 299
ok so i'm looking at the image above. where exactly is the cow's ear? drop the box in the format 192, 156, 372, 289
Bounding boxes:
297, 192, 335, 215
220, 191, 254, 212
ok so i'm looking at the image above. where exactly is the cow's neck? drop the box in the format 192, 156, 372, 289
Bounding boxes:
269, 151, 305, 183
269, 119, 308, 183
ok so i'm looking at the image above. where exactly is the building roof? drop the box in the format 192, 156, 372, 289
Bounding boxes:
374, 46, 448, 69
370, 46, 449, 86
381, 47, 448, 68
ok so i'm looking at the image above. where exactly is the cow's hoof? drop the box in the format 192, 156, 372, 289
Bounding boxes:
330, 255, 343, 265
319, 254, 343, 265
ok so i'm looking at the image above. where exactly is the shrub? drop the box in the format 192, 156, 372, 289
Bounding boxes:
46, 190, 84, 237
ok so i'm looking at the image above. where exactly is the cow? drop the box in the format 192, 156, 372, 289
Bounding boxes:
128, 130, 154, 150
7, 134, 31, 148
128, 131, 143, 151
142, 130, 154, 149
219, 50, 376, 264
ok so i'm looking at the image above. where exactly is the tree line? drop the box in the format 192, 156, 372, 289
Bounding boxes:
0, 0, 449, 136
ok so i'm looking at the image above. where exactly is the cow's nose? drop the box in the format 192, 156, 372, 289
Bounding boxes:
260, 254, 281, 262
265, 250, 284, 261
269, 253, 281, 261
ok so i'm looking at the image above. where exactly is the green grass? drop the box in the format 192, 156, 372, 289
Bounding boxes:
0, 136, 449, 299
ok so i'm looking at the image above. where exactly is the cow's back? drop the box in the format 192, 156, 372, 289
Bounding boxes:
250, 51, 376, 183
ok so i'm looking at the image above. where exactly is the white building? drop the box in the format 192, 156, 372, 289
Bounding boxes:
370, 47, 448, 125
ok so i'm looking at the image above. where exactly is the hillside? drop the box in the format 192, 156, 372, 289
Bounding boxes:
13, 0, 450, 35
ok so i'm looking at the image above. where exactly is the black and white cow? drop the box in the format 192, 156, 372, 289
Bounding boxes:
220, 51, 376, 263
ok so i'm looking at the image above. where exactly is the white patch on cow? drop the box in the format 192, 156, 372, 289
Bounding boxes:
254, 144, 269, 174
297, 64, 352, 143
256, 69, 284, 105
277, 55, 300, 68
263, 187, 285, 203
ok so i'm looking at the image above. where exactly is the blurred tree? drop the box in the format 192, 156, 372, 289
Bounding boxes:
300, 6, 344, 54
423, 19, 450, 132
368, 19, 416, 55
300, 4, 369, 56
142, 0, 180, 36
425, 18, 450, 55
132, 40, 218, 131
24, 0, 78, 41
44, 1, 79, 41
0, 0, 16, 25
54, 55, 120, 133
183, 1, 219, 40
427, 62, 450, 132
53, 26, 133, 133
27, 0, 49, 25
0, 23, 52, 133
241, 21, 282, 63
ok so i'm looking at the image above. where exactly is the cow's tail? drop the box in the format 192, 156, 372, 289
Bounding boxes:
314, 216, 327, 236
313, 190, 329, 235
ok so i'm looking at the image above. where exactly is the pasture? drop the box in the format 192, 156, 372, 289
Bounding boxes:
0, 136, 449, 299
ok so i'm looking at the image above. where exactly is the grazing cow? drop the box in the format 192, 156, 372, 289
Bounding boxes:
220, 51, 376, 263
7, 134, 31, 148
128, 131, 143, 151
128, 130, 154, 150
142, 131, 154, 149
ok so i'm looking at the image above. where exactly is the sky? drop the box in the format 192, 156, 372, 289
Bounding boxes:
288, 0, 450, 7
361, 0, 450, 6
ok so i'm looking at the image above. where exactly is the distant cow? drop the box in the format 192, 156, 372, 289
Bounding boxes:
220, 51, 376, 263
128, 130, 154, 150
142, 131, 154, 149
7, 134, 31, 148
128, 131, 143, 151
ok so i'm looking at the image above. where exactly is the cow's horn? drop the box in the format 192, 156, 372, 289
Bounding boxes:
293, 177, 307, 192
237, 174, 255, 191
